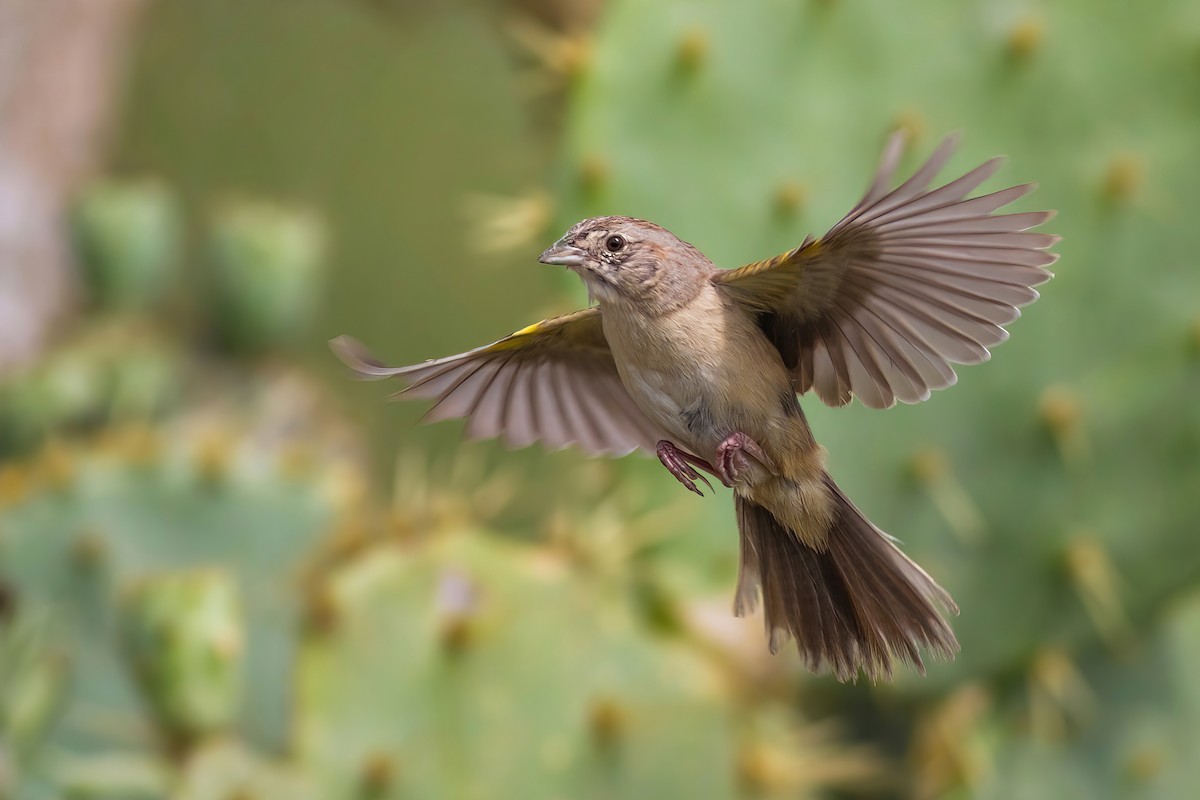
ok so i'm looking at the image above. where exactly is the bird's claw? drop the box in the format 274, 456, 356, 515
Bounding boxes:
656, 440, 715, 497
714, 432, 777, 487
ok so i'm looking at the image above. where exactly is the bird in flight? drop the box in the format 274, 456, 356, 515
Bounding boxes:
332, 132, 1058, 681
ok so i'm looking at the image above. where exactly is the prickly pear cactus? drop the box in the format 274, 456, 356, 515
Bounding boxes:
1, 166, 355, 796
205, 201, 327, 353
173, 739, 315, 800
119, 570, 244, 746
912, 591, 1200, 799
0, 320, 182, 457
2, 183, 331, 457
0, 395, 355, 788
297, 528, 882, 799
0, 613, 68, 796
71, 179, 182, 313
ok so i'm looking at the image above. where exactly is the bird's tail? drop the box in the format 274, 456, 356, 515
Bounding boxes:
733, 473, 958, 682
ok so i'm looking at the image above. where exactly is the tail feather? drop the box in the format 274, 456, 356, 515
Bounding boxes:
734, 474, 958, 682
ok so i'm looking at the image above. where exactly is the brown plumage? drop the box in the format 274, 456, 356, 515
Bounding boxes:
331, 132, 1058, 681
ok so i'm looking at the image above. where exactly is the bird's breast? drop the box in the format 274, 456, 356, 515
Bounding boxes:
603, 289, 792, 455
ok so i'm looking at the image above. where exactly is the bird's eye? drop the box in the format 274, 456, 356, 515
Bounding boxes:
605, 234, 626, 253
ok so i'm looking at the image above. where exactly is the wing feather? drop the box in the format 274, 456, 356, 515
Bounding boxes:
465, 353, 515, 440
847, 157, 1005, 232
862, 258, 1041, 305
422, 360, 496, 423
834, 315, 893, 409
854, 313, 927, 403
859, 264, 1022, 324
554, 363, 598, 452
715, 131, 1057, 408
330, 308, 663, 456
505, 359, 539, 450
860, 294, 959, 387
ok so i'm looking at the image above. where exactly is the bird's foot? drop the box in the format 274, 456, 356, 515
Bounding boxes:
714, 432, 778, 487
656, 440, 716, 497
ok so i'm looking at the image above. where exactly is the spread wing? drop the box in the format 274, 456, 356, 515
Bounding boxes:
330, 308, 664, 456
714, 132, 1059, 409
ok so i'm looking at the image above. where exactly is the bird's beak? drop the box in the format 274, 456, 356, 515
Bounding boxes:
537, 241, 587, 267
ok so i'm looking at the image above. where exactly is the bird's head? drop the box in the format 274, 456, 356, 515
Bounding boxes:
538, 216, 712, 312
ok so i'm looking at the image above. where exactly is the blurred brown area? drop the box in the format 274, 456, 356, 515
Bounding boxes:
0, 0, 151, 372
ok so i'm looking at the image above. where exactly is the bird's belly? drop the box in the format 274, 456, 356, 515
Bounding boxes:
620, 363, 724, 454
622, 367, 686, 430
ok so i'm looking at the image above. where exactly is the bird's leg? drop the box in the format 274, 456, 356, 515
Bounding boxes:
656, 440, 717, 497
714, 432, 779, 487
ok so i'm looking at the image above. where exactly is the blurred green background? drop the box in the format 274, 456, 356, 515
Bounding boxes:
1, 0, 1199, 797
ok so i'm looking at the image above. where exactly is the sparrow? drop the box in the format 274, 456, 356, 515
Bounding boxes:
331, 132, 1058, 681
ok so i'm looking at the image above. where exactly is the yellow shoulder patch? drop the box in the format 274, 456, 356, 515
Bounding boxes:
485, 321, 544, 353
511, 322, 544, 338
